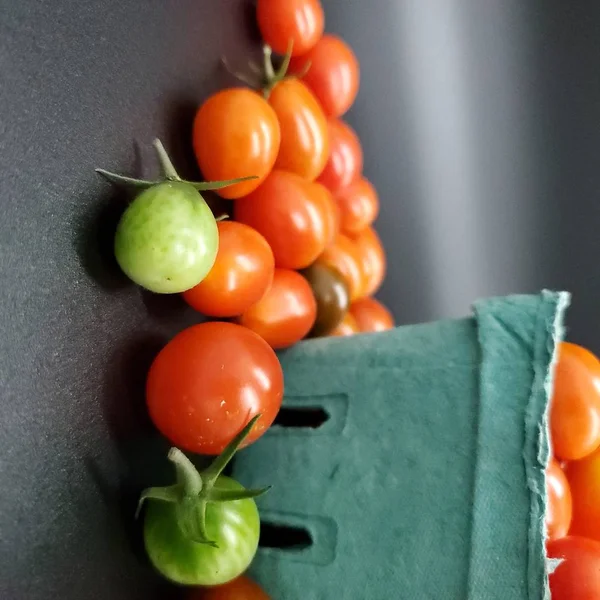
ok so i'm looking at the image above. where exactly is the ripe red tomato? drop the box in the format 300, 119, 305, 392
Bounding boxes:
256, 0, 324, 57
352, 225, 386, 297
546, 458, 572, 541
193, 89, 280, 199
190, 575, 270, 599
234, 170, 330, 269
182, 221, 274, 318
237, 268, 317, 349
319, 233, 364, 301
316, 119, 363, 194
547, 536, 600, 599
566, 444, 600, 541
269, 78, 329, 181
336, 176, 379, 234
349, 297, 394, 332
146, 322, 284, 455
308, 181, 340, 247
550, 342, 600, 460
330, 312, 359, 337
290, 34, 360, 118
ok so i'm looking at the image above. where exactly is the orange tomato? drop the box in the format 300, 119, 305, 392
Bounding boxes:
566, 444, 600, 541
234, 170, 330, 269
238, 268, 317, 349
330, 312, 359, 337
352, 225, 386, 297
290, 34, 360, 118
546, 458, 572, 541
550, 342, 600, 460
316, 118, 363, 193
190, 574, 270, 598
319, 233, 364, 301
269, 78, 329, 181
182, 221, 274, 318
308, 181, 340, 247
256, 0, 324, 57
336, 176, 379, 234
193, 89, 280, 199
349, 297, 394, 332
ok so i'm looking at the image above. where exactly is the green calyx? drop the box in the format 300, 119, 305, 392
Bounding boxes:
136, 415, 270, 547
95, 138, 257, 191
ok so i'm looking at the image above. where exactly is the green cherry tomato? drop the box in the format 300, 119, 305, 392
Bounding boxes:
301, 261, 350, 337
114, 181, 218, 294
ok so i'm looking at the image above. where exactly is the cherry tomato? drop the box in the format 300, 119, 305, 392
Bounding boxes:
566, 444, 600, 541
349, 297, 394, 332
308, 181, 340, 246
316, 119, 363, 194
193, 89, 281, 199
182, 221, 274, 318
550, 342, 600, 460
547, 536, 600, 599
237, 268, 317, 349
352, 225, 386, 297
146, 322, 284, 455
330, 312, 359, 337
192, 575, 270, 599
319, 233, 364, 301
290, 34, 360, 118
301, 261, 350, 337
269, 78, 329, 181
234, 170, 330, 269
546, 458, 572, 541
256, 0, 324, 57
336, 176, 379, 234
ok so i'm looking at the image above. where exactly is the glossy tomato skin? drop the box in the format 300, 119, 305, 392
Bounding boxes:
301, 261, 350, 337
144, 475, 259, 586
290, 34, 359, 118
546, 458, 572, 541
319, 233, 364, 301
547, 536, 600, 600
336, 177, 379, 235
256, 0, 324, 57
352, 225, 386, 297
147, 322, 283, 455
193, 89, 281, 199
566, 444, 600, 541
269, 78, 329, 181
237, 269, 317, 349
182, 221, 274, 318
308, 181, 340, 247
234, 170, 330, 269
316, 119, 363, 194
349, 297, 394, 332
550, 342, 600, 460
330, 312, 359, 337
191, 575, 270, 599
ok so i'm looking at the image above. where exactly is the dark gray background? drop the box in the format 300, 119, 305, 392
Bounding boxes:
1, 0, 599, 598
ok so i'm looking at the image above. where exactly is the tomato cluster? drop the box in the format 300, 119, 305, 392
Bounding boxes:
95, 1, 394, 597
545, 342, 600, 599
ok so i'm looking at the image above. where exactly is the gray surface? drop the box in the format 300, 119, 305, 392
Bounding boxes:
1, 0, 600, 598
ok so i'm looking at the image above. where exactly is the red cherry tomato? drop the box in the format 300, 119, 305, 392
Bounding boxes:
330, 312, 359, 337
316, 119, 363, 194
234, 170, 330, 269
319, 233, 364, 301
290, 34, 360, 118
352, 225, 386, 298
193, 89, 280, 199
349, 297, 394, 332
308, 181, 340, 247
550, 342, 600, 460
566, 444, 600, 541
147, 322, 284, 455
190, 575, 270, 599
238, 268, 317, 349
547, 536, 600, 600
336, 176, 379, 234
182, 221, 274, 318
256, 0, 324, 57
546, 458, 572, 541
269, 78, 329, 181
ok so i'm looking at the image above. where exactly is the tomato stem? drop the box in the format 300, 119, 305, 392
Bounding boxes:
153, 139, 180, 181
168, 448, 203, 496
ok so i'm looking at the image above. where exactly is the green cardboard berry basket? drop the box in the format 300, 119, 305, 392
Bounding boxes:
233, 290, 568, 600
